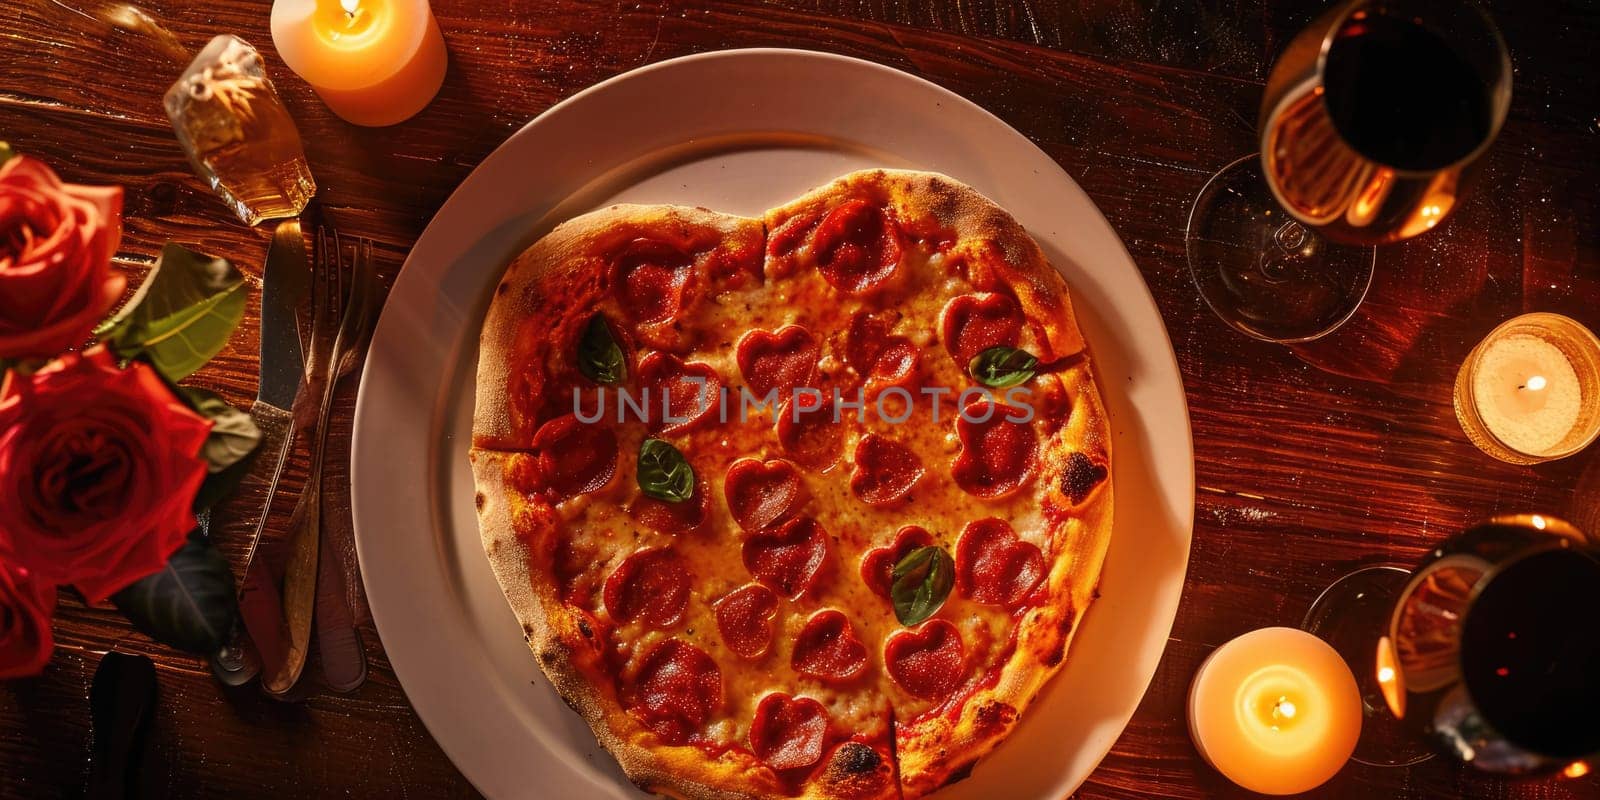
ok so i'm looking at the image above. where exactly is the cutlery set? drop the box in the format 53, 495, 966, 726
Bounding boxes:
214, 218, 379, 697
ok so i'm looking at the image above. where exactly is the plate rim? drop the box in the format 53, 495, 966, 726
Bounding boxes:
352, 46, 1195, 800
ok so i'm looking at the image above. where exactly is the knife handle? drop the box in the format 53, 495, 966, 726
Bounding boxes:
218, 402, 296, 687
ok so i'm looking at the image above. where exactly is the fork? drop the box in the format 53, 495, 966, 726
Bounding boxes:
263, 229, 377, 696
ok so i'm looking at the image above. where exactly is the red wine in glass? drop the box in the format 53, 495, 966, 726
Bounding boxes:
1187, 0, 1511, 342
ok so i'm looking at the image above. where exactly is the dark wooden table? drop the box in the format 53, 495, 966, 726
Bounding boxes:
4, 1, 1599, 797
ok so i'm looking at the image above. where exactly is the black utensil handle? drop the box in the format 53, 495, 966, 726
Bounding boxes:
88, 651, 157, 800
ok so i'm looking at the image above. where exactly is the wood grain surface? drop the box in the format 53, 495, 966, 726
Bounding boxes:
3, 0, 1599, 798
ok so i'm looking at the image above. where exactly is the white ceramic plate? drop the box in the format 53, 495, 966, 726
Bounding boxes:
351, 49, 1194, 800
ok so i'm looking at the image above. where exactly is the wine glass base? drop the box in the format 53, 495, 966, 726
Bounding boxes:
1186, 154, 1376, 343
1302, 565, 1436, 768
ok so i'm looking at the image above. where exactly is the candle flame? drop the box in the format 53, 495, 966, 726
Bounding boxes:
1274, 699, 1297, 720
1565, 761, 1591, 779
1526, 375, 1548, 391
1377, 666, 1395, 683
340, 0, 360, 14
1533, 515, 1548, 531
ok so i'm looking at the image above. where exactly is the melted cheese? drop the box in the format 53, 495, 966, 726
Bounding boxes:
551, 228, 1062, 756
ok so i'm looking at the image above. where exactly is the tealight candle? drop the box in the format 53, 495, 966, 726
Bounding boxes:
1188, 628, 1362, 795
270, 0, 448, 127
1454, 313, 1600, 464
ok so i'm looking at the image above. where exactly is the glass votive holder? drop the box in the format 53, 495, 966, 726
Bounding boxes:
164, 35, 316, 226
1453, 312, 1600, 465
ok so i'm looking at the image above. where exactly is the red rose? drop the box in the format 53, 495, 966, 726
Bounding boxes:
0, 554, 54, 679
0, 155, 124, 359
0, 346, 211, 602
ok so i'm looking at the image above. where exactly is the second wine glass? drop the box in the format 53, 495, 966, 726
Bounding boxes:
1186, 0, 1511, 342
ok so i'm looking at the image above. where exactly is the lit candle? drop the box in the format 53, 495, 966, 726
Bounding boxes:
1188, 628, 1362, 795
270, 0, 448, 127
1454, 313, 1600, 464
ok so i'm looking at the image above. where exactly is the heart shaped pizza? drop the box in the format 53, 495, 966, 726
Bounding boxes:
470, 169, 1113, 799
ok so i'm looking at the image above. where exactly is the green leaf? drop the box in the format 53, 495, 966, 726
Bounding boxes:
96, 243, 247, 382
637, 438, 694, 503
178, 387, 263, 510
576, 313, 626, 384
111, 530, 238, 654
969, 346, 1039, 388
0, 142, 13, 166
891, 546, 955, 626
178, 387, 262, 473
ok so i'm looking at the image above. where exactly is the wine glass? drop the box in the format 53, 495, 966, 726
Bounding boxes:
1186, 0, 1512, 342
1305, 515, 1600, 773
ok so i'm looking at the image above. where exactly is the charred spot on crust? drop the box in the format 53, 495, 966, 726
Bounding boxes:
1057, 608, 1078, 636
974, 701, 1017, 736
475, 492, 487, 511
1061, 452, 1108, 504
538, 649, 557, 665
832, 742, 881, 775
1044, 642, 1066, 667
496, 281, 510, 296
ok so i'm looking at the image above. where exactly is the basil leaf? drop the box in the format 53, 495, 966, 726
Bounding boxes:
177, 387, 264, 511
111, 530, 238, 653
891, 545, 955, 626
969, 346, 1038, 388
577, 313, 626, 384
637, 438, 694, 503
95, 243, 247, 382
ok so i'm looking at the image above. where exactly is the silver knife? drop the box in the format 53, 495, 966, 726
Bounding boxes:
210, 220, 308, 687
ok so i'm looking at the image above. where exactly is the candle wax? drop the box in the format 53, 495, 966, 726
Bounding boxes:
1188, 627, 1361, 795
1473, 333, 1581, 455
270, 0, 448, 127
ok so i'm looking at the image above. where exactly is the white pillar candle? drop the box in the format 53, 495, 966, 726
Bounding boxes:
1188, 628, 1362, 795
270, 0, 448, 127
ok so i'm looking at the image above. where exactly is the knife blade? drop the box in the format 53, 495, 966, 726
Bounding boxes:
211, 220, 308, 688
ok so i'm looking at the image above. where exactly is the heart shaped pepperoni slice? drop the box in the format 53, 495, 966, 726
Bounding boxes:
776, 396, 843, 471
743, 517, 829, 599
724, 458, 807, 532
603, 548, 691, 629
627, 639, 722, 745
629, 478, 710, 535
884, 619, 965, 700
951, 400, 1037, 499
737, 325, 819, 402
864, 338, 919, 394
941, 293, 1023, 365
616, 238, 693, 324
849, 434, 925, 507
714, 583, 779, 659
860, 526, 936, 599
750, 693, 830, 771
843, 312, 921, 398
531, 414, 618, 499
955, 519, 1045, 608
844, 311, 893, 372
638, 352, 723, 434
791, 609, 868, 681
812, 199, 903, 294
